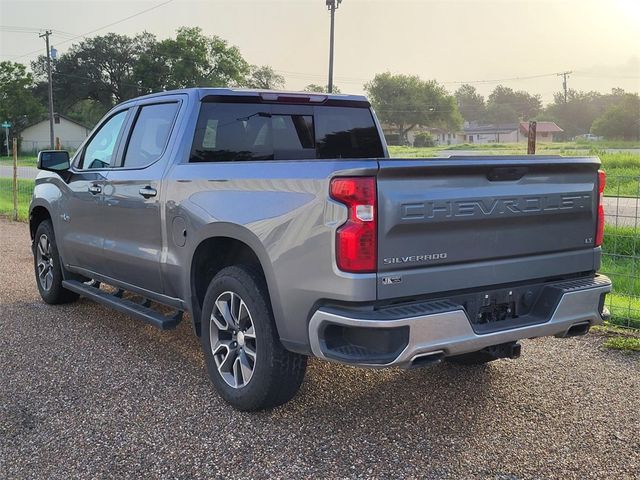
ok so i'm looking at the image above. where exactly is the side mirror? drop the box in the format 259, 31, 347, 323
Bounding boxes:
37, 150, 70, 172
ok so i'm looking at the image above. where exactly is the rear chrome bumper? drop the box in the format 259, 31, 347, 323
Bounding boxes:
308, 275, 612, 368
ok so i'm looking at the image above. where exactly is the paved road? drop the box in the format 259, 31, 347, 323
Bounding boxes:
603, 196, 639, 227
0, 165, 38, 180
1, 219, 638, 479
437, 148, 640, 157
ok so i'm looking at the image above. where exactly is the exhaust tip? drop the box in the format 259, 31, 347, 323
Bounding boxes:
565, 322, 590, 337
410, 350, 445, 368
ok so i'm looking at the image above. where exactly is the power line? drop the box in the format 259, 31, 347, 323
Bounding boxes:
5, 0, 176, 60
272, 69, 580, 87
1, 25, 72, 32
51, 0, 176, 47
0, 26, 76, 37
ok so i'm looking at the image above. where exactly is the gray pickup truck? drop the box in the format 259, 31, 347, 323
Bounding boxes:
30, 88, 611, 410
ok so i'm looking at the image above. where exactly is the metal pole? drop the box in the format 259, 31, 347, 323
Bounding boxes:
327, 2, 336, 93
12, 137, 18, 221
40, 30, 55, 149
326, 0, 341, 93
557, 71, 571, 104
4, 126, 9, 157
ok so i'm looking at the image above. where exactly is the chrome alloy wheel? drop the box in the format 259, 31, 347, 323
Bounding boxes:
209, 291, 257, 388
36, 234, 54, 291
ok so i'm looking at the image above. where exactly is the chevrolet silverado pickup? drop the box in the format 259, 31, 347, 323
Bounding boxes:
30, 88, 611, 411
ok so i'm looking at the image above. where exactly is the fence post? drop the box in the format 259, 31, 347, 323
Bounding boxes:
12, 137, 18, 221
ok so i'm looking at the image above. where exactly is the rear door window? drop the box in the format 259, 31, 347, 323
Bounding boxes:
191, 104, 273, 162
190, 102, 383, 162
122, 102, 179, 168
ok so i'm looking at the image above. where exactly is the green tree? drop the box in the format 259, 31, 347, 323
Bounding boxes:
486, 85, 542, 124
591, 93, 640, 140
364, 72, 462, 144
304, 84, 341, 93
32, 32, 154, 109
65, 99, 108, 128
246, 65, 285, 89
542, 88, 632, 139
143, 27, 249, 90
542, 90, 600, 139
32, 28, 251, 112
454, 84, 486, 123
0, 61, 44, 151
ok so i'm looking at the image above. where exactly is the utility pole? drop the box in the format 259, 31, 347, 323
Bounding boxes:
557, 71, 572, 104
39, 30, 55, 149
326, 0, 342, 93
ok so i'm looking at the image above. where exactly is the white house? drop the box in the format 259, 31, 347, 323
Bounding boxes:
20, 115, 91, 154
459, 124, 521, 144
456, 121, 564, 145
377, 120, 564, 147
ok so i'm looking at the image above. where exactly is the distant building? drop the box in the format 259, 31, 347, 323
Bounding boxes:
381, 120, 564, 147
20, 115, 91, 154
459, 124, 520, 144
518, 121, 563, 143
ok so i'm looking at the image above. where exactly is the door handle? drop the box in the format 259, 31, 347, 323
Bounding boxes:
88, 184, 102, 195
139, 186, 157, 198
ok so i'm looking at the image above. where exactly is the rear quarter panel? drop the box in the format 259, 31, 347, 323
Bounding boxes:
163, 159, 379, 350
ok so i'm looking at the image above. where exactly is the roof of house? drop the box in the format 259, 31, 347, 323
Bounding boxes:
519, 121, 563, 133
463, 124, 519, 134
23, 114, 91, 131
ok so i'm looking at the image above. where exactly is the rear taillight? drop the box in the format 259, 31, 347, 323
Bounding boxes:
330, 177, 377, 273
596, 169, 606, 247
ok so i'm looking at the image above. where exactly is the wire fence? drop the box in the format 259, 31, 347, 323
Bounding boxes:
0, 159, 37, 222
600, 175, 640, 329
0, 158, 637, 330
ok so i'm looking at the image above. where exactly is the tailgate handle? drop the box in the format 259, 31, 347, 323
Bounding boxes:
487, 167, 528, 182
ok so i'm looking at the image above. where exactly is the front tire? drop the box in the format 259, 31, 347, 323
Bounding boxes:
33, 220, 79, 304
200, 265, 307, 411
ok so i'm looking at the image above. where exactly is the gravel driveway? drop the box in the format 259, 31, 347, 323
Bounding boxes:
0, 218, 638, 479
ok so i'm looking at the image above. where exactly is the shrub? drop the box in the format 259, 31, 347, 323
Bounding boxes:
413, 132, 436, 148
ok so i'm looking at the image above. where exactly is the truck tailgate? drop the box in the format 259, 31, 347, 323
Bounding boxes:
376, 156, 601, 300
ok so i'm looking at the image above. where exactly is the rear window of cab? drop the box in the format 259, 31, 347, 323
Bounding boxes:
190, 103, 384, 162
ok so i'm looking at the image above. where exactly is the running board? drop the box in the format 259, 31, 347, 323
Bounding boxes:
62, 280, 183, 330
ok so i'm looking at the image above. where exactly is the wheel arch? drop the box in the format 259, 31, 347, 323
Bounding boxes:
187, 223, 283, 338
29, 203, 53, 241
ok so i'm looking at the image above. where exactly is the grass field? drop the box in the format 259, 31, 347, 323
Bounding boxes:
388, 146, 640, 197
600, 224, 640, 329
0, 178, 33, 221
388, 139, 640, 155
0, 155, 37, 167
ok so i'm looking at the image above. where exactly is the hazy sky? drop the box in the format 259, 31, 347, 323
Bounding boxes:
1, 0, 638, 103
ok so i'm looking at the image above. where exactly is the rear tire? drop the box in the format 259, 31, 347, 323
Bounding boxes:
33, 220, 79, 305
200, 265, 307, 411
